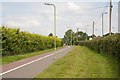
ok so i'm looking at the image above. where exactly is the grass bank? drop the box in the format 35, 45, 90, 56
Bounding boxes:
2, 47, 64, 65
34, 46, 118, 78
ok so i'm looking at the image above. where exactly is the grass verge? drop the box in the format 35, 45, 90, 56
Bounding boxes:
2, 47, 64, 65
34, 46, 118, 78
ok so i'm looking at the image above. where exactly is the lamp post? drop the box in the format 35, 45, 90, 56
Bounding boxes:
102, 12, 107, 36
93, 21, 95, 36
44, 3, 56, 50
85, 25, 89, 40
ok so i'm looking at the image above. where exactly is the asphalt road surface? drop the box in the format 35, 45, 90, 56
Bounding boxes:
1, 46, 74, 79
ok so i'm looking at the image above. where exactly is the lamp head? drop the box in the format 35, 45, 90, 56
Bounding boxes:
44, 3, 52, 5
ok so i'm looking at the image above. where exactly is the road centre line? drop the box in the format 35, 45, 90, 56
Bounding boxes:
0, 46, 70, 76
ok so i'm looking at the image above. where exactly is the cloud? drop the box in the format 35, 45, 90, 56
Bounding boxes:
3, 16, 40, 27
67, 2, 80, 11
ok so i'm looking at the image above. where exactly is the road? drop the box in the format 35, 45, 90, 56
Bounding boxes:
1, 46, 74, 79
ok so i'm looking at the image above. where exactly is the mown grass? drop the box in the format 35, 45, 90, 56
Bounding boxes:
34, 46, 118, 78
1, 47, 64, 65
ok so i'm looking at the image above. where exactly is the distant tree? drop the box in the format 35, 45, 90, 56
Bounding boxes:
48, 33, 53, 36
63, 29, 89, 45
63, 29, 74, 45
74, 31, 88, 42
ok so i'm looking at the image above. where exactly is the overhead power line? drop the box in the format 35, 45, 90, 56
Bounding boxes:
82, 5, 110, 11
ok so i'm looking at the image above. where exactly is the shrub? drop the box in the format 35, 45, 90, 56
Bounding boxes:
1, 27, 62, 56
75, 34, 120, 57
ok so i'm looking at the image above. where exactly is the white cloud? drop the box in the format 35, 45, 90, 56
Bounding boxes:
67, 2, 80, 11
3, 15, 40, 27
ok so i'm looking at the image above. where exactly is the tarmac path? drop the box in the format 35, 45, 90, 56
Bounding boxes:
1, 46, 74, 79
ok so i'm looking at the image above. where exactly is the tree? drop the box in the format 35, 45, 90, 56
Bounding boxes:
74, 31, 88, 42
63, 29, 74, 45
63, 28, 89, 45
48, 33, 53, 37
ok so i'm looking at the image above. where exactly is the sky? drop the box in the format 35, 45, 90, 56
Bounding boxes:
1, 0, 119, 38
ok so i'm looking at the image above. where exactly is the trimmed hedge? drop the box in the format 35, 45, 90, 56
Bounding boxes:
75, 34, 120, 56
1, 27, 63, 56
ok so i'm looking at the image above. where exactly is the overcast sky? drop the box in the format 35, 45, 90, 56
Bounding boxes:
1, 0, 119, 38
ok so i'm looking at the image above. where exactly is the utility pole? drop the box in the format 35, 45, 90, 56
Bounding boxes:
71, 30, 72, 45
102, 13, 104, 36
109, 0, 112, 35
102, 12, 107, 36
93, 21, 95, 36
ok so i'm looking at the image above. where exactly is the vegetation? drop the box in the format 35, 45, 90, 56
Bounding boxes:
74, 34, 120, 57
48, 33, 53, 37
34, 46, 118, 78
1, 47, 64, 65
63, 29, 88, 45
1, 27, 63, 56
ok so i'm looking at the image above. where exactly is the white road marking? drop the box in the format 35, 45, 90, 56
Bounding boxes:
0, 46, 70, 76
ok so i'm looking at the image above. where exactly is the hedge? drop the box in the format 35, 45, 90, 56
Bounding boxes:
1, 27, 63, 56
75, 34, 120, 57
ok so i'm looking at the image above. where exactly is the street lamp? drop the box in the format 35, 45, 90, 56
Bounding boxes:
44, 3, 56, 50
85, 25, 89, 41
102, 12, 107, 36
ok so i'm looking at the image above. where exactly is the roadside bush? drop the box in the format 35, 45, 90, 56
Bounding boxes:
75, 34, 120, 57
1, 27, 62, 56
